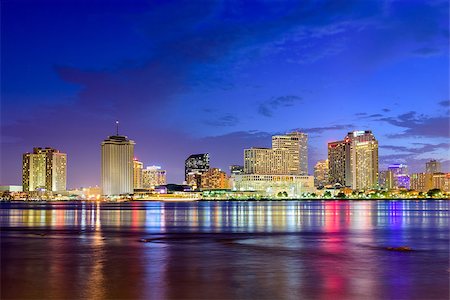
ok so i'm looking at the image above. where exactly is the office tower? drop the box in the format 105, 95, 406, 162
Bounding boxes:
185, 153, 210, 189
379, 170, 394, 190
201, 168, 229, 189
313, 159, 329, 187
328, 130, 378, 190
244, 147, 294, 175
410, 173, 433, 192
230, 165, 244, 175
101, 125, 135, 196
426, 160, 441, 174
142, 166, 167, 189
272, 131, 308, 175
133, 158, 143, 189
22, 147, 67, 192
388, 164, 410, 189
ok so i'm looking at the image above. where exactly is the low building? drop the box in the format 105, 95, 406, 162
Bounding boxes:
432, 173, 450, 192
410, 173, 433, 193
201, 168, 229, 190
231, 174, 315, 198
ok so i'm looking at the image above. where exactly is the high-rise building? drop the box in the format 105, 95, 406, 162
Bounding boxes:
101, 127, 135, 196
388, 164, 410, 189
201, 168, 229, 190
272, 131, 308, 175
379, 170, 394, 190
328, 131, 378, 190
410, 173, 433, 192
142, 166, 167, 189
313, 159, 329, 187
22, 147, 67, 192
244, 147, 294, 175
185, 153, 210, 189
133, 158, 143, 189
426, 160, 441, 174
230, 165, 244, 175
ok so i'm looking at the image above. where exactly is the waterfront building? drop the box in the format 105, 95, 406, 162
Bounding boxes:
230, 165, 244, 175
327, 130, 378, 190
133, 158, 143, 189
201, 168, 229, 190
388, 164, 410, 189
271, 131, 308, 175
432, 173, 450, 192
232, 174, 315, 197
142, 166, 167, 189
22, 147, 67, 192
313, 159, 329, 187
244, 147, 294, 175
185, 153, 210, 189
379, 170, 394, 190
410, 173, 433, 193
426, 160, 441, 174
101, 127, 135, 195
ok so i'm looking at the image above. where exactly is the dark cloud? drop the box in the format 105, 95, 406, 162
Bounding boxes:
377, 111, 449, 138
412, 47, 441, 56
203, 114, 239, 127
438, 100, 450, 107
382, 108, 391, 113
294, 124, 354, 134
258, 95, 302, 117
380, 142, 449, 154
355, 112, 367, 116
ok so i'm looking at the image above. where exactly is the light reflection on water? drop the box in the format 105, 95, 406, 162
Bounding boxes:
1, 200, 449, 300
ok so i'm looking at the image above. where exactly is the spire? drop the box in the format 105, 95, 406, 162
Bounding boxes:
116, 120, 119, 136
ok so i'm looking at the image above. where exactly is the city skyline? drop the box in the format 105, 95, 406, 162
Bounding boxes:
2, 1, 449, 187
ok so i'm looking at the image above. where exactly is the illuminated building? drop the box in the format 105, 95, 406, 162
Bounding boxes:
22, 147, 67, 192
271, 131, 308, 175
244, 147, 295, 175
185, 153, 210, 189
313, 159, 329, 187
101, 124, 135, 195
133, 158, 143, 189
328, 130, 378, 190
142, 166, 167, 189
410, 173, 433, 192
426, 160, 441, 174
201, 168, 229, 189
432, 173, 450, 192
379, 170, 394, 190
230, 165, 244, 175
232, 174, 315, 197
388, 164, 410, 189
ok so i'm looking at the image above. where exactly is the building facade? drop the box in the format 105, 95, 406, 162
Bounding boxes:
201, 168, 229, 190
313, 159, 329, 187
426, 160, 441, 174
328, 131, 378, 190
22, 147, 67, 192
271, 131, 308, 175
185, 153, 210, 189
133, 159, 143, 189
142, 166, 167, 189
388, 164, 410, 189
432, 173, 450, 192
244, 147, 294, 175
230, 165, 244, 175
410, 173, 433, 193
232, 174, 315, 197
379, 170, 394, 190
101, 135, 135, 195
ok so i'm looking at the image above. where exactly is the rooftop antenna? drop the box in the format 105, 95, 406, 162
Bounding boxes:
115, 120, 119, 136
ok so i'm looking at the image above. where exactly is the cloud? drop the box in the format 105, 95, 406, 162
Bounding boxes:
380, 142, 449, 154
203, 114, 239, 127
258, 95, 302, 117
295, 124, 354, 135
438, 100, 450, 107
412, 47, 442, 56
382, 108, 391, 113
377, 111, 449, 138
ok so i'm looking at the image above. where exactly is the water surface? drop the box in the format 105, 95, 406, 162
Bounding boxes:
1, 200, 448, 299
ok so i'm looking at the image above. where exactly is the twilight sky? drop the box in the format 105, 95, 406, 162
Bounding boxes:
2, 0, 449, 188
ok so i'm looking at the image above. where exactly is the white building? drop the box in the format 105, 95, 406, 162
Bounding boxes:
231, 174, 315, 197
272, 131, 308, 175
101, 134, 135, 195
142, 166, 167, 189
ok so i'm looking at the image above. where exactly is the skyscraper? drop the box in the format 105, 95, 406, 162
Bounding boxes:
379, 170, 394, 190
426, 160, 441, 174
388, 164, 410, 189
185, 153, 210, 189
142, 166, 167, 189
133, 158, 143, 189
272, 131, 308, 175
313, 159, 329, 187
101, 124, 135, 195
244, 147, 294, 175
22, 147, 67, 192
328, 130, 378, 190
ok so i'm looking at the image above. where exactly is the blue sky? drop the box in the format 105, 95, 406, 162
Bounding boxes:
2, 0, 449, 187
